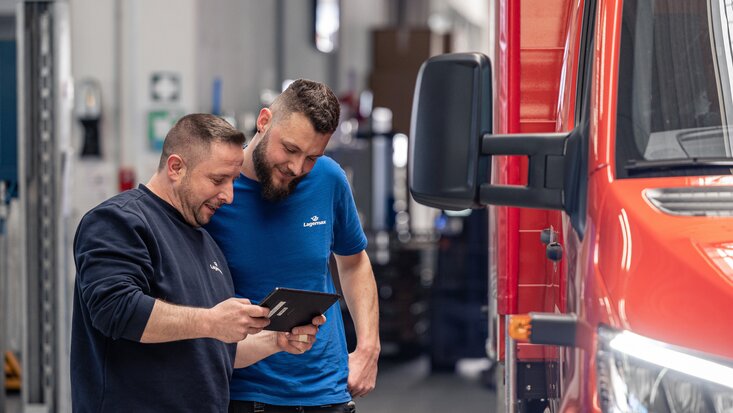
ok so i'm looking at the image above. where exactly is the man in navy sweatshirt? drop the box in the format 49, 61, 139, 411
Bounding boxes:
71, 113, 323, 413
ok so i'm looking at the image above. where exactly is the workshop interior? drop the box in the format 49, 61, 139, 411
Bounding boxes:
5, 0, 733, 412
1, 1, 494, 412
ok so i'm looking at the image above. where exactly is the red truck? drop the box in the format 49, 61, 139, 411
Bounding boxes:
409, 0, 733, 412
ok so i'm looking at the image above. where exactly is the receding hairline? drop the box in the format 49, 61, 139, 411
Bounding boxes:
157, 113, 245, 171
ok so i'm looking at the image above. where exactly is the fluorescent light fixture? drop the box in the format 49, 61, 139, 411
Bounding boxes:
315, 0, 339, 53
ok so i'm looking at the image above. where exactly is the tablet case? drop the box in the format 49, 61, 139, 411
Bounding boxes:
259, 287, 340, 332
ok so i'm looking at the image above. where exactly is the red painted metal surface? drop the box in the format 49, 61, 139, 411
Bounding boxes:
596, 176, 733, 359
562, 2, 733, 407
493, 0, 573, 362
557, 1, 613, 409
494, 0, 521, 319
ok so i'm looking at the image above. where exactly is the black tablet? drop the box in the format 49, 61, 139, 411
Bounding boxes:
259, 287, 340, 332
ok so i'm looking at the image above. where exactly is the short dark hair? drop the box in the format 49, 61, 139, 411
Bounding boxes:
271, 79, 340, 134
157, 113, 245, 170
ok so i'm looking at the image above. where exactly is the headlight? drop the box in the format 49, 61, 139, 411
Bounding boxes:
597, 326, 733, 413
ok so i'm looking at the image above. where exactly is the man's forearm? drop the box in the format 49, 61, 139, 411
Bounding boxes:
139, 300, 211, 343
234, 331, 279, 368
337, 251, 380, 396
337, 252, 380, 352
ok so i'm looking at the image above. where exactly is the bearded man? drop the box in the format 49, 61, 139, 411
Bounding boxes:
206, 79, 380, 413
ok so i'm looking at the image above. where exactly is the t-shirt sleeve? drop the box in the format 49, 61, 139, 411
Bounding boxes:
73, 205, 156, 341
332, 166, 368, 256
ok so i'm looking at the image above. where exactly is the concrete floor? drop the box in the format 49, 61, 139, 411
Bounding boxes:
4, 356, 496, 412
358, 356, 496, 413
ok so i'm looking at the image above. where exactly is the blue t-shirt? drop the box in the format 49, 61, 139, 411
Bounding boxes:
206, 156, 367, 406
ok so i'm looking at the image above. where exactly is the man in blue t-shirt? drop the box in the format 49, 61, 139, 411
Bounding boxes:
206, 79, 380, 412
71, 114, 322, 412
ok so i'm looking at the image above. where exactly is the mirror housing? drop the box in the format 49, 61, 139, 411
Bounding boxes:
409, 53, 568, 211
409, 53, 491, 210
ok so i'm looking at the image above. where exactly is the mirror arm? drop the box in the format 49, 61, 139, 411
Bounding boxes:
478, 133, 570, 210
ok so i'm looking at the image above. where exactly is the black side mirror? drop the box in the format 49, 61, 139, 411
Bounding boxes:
408, 53, 491, 210
409, 53, 568, 211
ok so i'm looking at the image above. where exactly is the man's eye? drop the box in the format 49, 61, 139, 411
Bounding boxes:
285, 147, 296, 154
212, 178, 224, 184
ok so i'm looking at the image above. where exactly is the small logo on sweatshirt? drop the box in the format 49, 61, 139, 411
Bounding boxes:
209, 261, 223, 275
303, 215, 327, 228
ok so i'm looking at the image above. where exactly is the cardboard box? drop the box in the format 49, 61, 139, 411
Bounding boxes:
372, 28, 451, 73
369, 28, 451, 134
369, 71, 419, 134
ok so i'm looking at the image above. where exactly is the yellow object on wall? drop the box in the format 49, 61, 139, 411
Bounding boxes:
4, 351, 20, 391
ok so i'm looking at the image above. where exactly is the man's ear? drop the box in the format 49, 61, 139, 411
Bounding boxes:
256, 108, 272, 134
166, 154, 186, 182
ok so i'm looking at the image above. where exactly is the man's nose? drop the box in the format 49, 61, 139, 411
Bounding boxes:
220, 183, 234, 204
288, 157, 306, 177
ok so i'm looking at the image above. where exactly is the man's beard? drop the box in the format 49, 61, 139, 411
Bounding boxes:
252, 132, 304, 202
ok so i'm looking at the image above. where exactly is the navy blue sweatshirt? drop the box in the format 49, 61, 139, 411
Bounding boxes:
71, 185, 236, 412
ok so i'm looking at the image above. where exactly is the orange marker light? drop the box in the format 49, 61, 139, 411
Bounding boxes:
509, 314, 532, 342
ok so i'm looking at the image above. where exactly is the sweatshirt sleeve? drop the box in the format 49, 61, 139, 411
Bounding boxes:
73, 205, 157, 341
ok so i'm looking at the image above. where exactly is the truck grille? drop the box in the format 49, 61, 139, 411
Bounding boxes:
645, 186, 733, 216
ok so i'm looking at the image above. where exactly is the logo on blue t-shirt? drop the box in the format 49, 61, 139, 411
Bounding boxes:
303, 215, 327, 228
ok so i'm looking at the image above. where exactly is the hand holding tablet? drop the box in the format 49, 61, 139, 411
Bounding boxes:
259, 287, 340, 332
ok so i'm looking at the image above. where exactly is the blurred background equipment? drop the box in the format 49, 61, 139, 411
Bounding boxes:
326, 18, 488, 372
328, 36, 489, 368
430, 209, 489, 371
4, 352, 21, 391
0, 10, 17, 406
75, 78, 102, 157
16, 2, 74, 412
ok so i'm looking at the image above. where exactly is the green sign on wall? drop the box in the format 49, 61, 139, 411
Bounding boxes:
147, 110, 183, 151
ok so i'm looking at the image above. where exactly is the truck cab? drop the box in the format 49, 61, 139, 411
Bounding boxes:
409, 0, 733, 412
